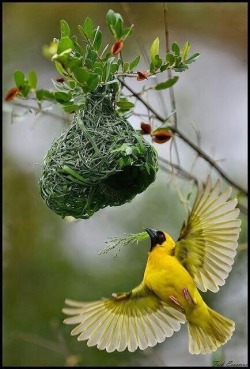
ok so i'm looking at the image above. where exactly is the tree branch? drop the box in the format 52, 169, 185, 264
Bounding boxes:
119, 78, 247, 197
5, 99, 247, 214
163, 2, 177, 128
158, 157, 247, 215
162, 2, 181, 170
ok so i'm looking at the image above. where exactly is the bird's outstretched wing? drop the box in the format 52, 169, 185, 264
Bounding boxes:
174, 176, 241, 293
62, 283, 186, 352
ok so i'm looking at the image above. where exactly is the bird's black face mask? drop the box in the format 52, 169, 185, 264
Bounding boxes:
145, 228, 166, 251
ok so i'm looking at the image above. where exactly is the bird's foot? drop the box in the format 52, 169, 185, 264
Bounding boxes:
182, 287, 196, 305
169, 295, 185, 312
112, 291, 131, 301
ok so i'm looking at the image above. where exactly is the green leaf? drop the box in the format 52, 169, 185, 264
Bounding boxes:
102, 60, 111, 82
84, 46, 97, 67
100, 44, 110, 58
166, 53, 175, 66
51, 51, 70, 64
150, 37, 160, 66
21, 85, 31, 98
36, 89, 55, 101
94, 67, 103, 76
115, 18, 123, 40
112, 143, 133, 153
114, 13, 123, 23
71, 36, 83, 55
93, 61, 104, 76
122, 26, 133, 41
185, 52, 200, 64
54, 91, 71, 102
172, 42, 180, 56
129, 55, 140, 70
117, 58, 122, 66
175, 56, 182, 66
106, 9, 116, 27
87, 74, 100, 92
109, 24, 117, 38
155, 76, 179, 90
57, 36, 74, 54
14, 70, 25, 87
155, 54, 163, 69
60, 20, 70, 38
107, 10, 124, 40
125, 146, 133, 155
116, 100, 135, 110
102, 52, 112, 62
74, 67, 89, 84
88, 51, 97, 67
92, 27, 102, 51
123, 62, 130, 73
67, 57, 82, 71
149, 62, 155, 74
182, 41, 190, 62
83, 17, 93, 39
160, 64, 169, 72
78, 25, 85, 37
69, 80, 76, 89
110, 63, 119, 74
174, 65, 189, 72
28, 70, 37, 89
135, 134, 147, 154
94, 61, 103, 69
62, 103, 80, 113
54, 61, 66, 76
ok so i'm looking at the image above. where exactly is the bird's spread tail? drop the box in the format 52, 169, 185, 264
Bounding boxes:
188, 307, 235, 354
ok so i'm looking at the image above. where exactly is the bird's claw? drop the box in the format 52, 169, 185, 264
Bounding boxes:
169, 295, 185, 312
182, 287, 195, 305
112, 291, 131, 300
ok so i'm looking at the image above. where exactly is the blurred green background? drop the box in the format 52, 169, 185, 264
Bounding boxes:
3, 3, 247, 366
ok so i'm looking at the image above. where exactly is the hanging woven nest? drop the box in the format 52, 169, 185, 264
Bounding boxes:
39, 88, 158, 219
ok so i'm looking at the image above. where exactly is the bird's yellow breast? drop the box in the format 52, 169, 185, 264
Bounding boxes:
143, 246, 203, 315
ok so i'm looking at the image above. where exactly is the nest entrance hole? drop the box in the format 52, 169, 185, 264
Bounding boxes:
105, 166, 153, 192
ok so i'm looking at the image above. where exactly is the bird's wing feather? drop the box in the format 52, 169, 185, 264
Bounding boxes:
62, 283, 186, 352
174, 176, 241, 293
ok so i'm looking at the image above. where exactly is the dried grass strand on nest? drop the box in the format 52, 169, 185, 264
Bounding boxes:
39, 89, 158, 219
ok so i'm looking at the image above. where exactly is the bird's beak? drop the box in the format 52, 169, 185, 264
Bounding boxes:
145, 228, 158, 250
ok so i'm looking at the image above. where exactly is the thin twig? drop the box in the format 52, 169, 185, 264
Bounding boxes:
163, 2, 181, 171
4, 100, 67, 121
163, 3, 177, 128
121, 2, 169, 119
119, 78, 247, 196
158, 157, 247, 215
158, 157, 198, 185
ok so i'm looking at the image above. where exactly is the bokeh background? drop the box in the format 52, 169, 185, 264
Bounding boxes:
3, 3, 247, 366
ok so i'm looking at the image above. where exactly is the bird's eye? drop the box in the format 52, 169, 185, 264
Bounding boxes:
156, 231, 166, 245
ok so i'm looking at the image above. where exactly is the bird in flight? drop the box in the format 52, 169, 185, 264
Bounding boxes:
62, 176, 241, 354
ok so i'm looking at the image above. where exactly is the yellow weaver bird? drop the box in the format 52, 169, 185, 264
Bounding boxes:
62, 177, 241, 354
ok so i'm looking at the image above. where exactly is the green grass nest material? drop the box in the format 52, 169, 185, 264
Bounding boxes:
39, 91, 158, 219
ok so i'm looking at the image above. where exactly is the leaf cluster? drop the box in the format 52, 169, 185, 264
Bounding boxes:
106, 9, 134, 41
8, 10, 200, 115
150, 39, 200, 74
